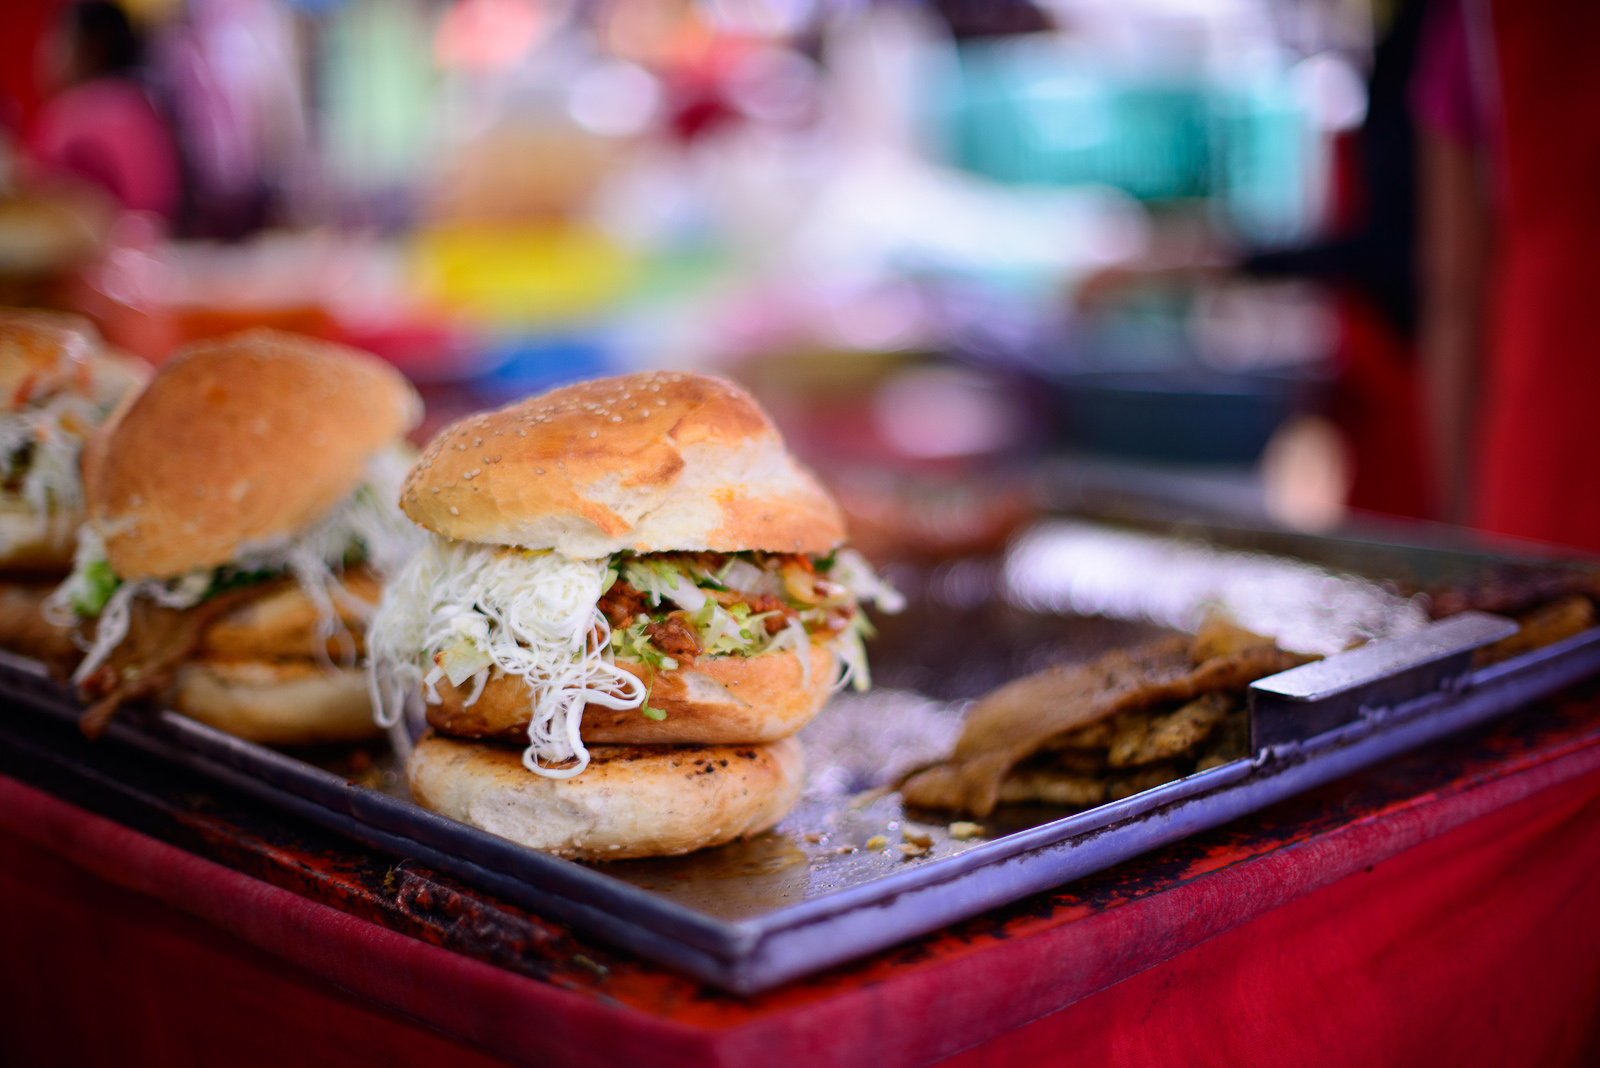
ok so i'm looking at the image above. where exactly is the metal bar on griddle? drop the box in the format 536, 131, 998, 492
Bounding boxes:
1248, 611, 1518, 749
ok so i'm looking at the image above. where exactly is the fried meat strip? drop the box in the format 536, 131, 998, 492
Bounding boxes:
0, 583, 81, 676
900, 617, 1310, 816
1428, 568, 1600, 620
1106, 692, 1233, 768
997, 771, 1106, 807
1473, 593, 1597, 667
78, 581, 287, 739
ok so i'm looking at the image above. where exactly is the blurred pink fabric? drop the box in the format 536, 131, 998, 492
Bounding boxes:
28, 77, 180, 218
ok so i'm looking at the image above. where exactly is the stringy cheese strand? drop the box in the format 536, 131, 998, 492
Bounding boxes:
366, 538, 647, 779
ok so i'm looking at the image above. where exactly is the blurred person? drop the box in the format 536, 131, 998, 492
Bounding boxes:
1412, 0, 1491, 527
1075, 0, 1437, 522
27, 0, 181, 220
1418, 1, 1600, 555
1243, 0, 1434, 523
154, 0, 308, 237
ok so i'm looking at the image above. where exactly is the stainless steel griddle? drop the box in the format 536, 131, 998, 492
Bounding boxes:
4, 516, 1596, 994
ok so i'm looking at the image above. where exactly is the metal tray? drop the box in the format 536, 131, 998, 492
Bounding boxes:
4, 517, 1599, 994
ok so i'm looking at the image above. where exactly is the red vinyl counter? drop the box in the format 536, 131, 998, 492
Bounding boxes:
3, 690, 1600, 1067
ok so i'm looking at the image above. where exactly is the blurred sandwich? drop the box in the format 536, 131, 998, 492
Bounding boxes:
370, 370, 901, 858
50, 328, 423, 742
0, 309, 147, 669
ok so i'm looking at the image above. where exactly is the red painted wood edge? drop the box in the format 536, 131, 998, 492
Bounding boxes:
5, 728, 1600, 1068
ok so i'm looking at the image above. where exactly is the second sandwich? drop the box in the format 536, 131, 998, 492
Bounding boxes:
52, 328, 423, 741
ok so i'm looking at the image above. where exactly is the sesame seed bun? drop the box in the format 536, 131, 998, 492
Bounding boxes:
171, 659, 381, 745
83, 329, 421, 581
407, 731, 804, 859
400, 371, 845, 558
426, 641, 836, 745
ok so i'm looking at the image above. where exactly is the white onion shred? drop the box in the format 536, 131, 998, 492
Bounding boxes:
366, 537, 647, 779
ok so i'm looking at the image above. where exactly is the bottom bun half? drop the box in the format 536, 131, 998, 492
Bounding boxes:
171, 659, 382, 745
0, 506, 78, 574
407, 731, 804, 860
426, 641, 836, 745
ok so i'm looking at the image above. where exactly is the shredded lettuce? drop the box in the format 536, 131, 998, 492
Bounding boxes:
622, 557, 708, 612
607, 549, 901, 678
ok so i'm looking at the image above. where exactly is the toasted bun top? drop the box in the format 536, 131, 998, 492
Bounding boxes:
85, 329, 421, 581
401, 371, 845, 557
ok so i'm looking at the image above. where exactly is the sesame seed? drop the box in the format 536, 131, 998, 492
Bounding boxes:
589, 430, 598, 438
534, 468, 544, 474
449, 506, 460, 515
611, 416, 621, 422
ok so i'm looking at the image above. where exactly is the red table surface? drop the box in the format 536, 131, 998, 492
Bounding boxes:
4, 693, 1600, 1067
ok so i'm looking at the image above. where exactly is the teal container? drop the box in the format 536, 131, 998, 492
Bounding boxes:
935, 38, 1313, 241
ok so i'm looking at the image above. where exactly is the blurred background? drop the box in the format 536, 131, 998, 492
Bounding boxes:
0, 0, 1544, 563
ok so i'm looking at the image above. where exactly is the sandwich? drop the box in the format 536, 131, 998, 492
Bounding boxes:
0, 308, 148, 668
48, 328, 424, 742
0, 308, 148, 570
369, 370, 901, 858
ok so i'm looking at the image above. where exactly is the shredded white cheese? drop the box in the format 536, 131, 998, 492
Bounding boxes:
366, 537, 646, 779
